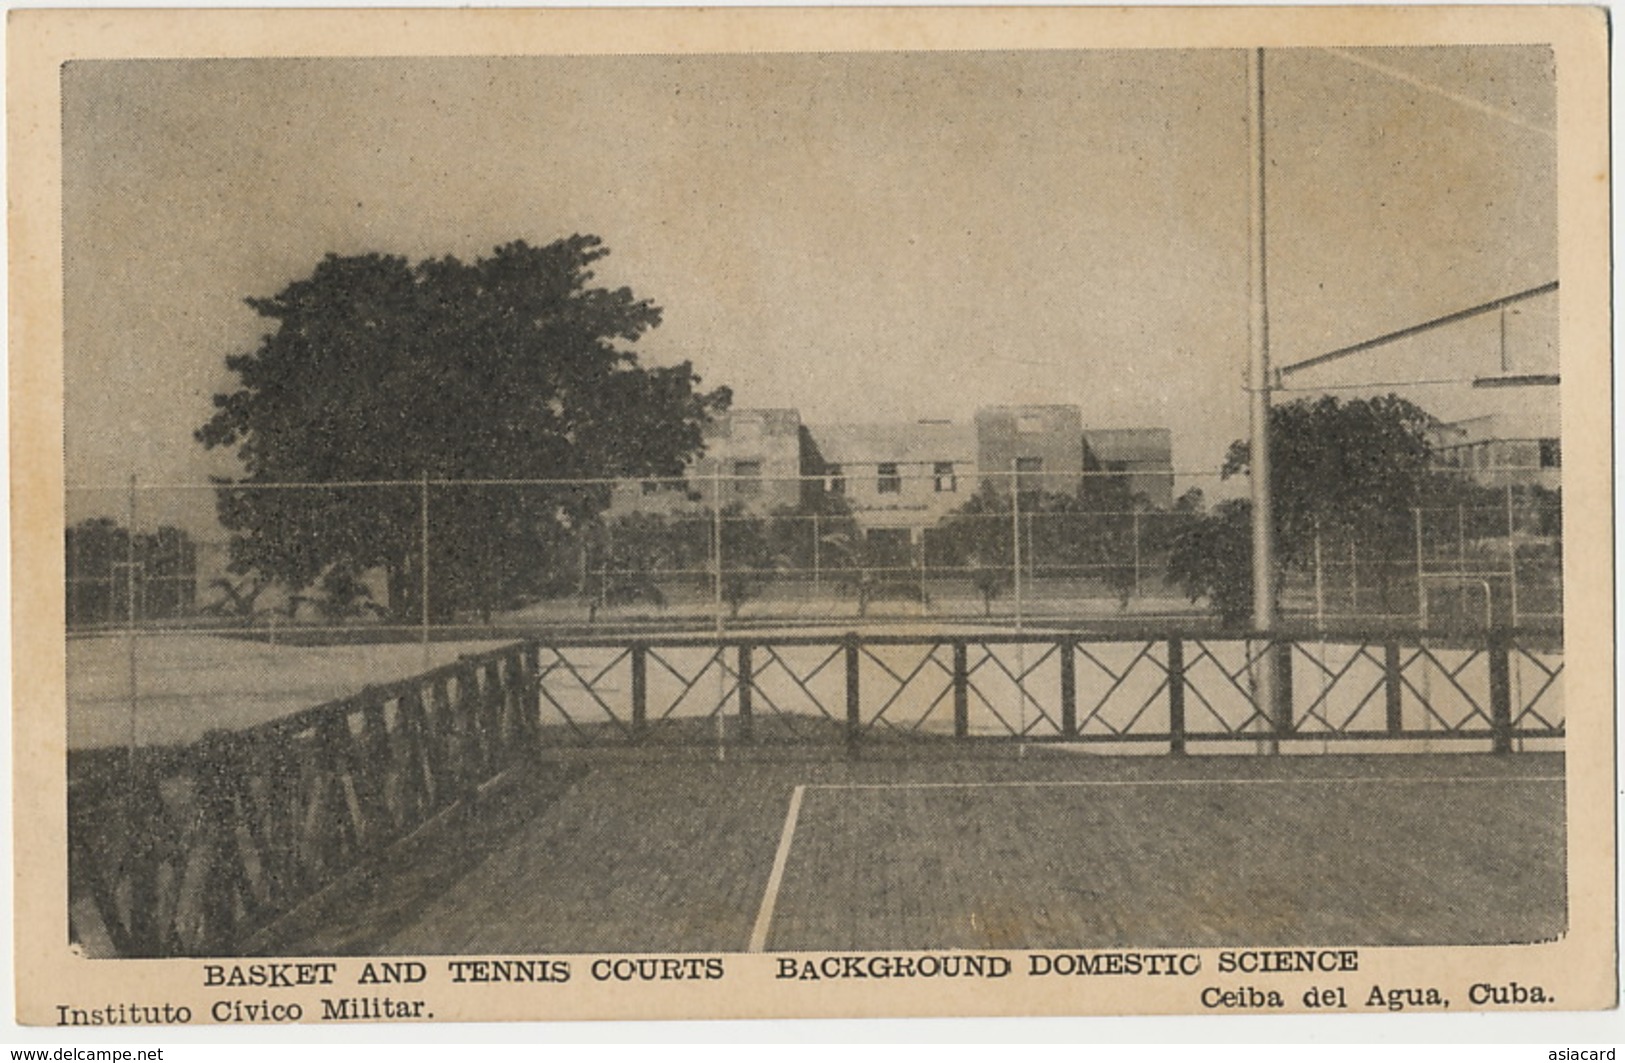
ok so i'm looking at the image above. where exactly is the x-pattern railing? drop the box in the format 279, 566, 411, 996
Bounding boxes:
750, 643, 845, 738
518, 630, 1560, 752
1511, 646, 1564, 730
962, 641, 1065, 737
645, 645, 735, 724
859, 642, 958, 735
1073, 640, 1169, 737
535, 645, 633, 742
1401, 644, 1491, 731
1290, 642, 1389, 733
1183, 639, 1277, 735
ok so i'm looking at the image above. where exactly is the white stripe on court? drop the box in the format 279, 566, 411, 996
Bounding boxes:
748, 784, 806, 953
811, 775, 1563, 792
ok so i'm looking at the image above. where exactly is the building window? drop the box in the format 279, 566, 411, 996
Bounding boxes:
825, 463, 845, 495
734, 460, 761, 494
877, 462, 901, 494
1539, 438, 1561, 469
933, 461, 956, 493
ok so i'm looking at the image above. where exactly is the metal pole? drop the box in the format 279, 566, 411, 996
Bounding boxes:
1506, 484, 1519, 627
1246, 48, 1280, 741
420, 472, 431, 668
712, 464, 724, 637
1247, 46, 1277, 634
1009, 464, 1027, 753
812, 511, 821, 596
1457, 504, 1467, 577
126, 474, 139, 766
1010, 464, 1023, 630
1132, 509, 1142, 600
1313, 524, 1325, 634
1348, 540, 1359, 618
711, 463, 726, 759
1414, 507, 1426, 629
917, 531, 927, 609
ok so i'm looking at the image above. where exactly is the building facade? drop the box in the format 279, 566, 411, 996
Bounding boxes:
973, 405, 1086, 498
1083, 428, 1176, 509
608, 407, 805, 516
605, 404, 1178, 544
807, 420, 979, 550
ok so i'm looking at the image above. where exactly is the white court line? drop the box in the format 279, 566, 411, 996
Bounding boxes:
811, 775, 1563, 791
745, 773, 1561, 949
748, 783, 806, 953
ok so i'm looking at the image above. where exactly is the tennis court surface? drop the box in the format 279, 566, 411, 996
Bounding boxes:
272, 750, 1564, 955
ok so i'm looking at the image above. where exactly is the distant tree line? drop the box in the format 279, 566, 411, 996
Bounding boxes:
66, 518, 198, 627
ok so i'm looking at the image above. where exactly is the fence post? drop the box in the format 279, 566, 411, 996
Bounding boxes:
1489, 630, 1513, 754
522, 643, 541, 745
1384, 642, 1404, 735
845, 633, 861, 752
952, 641, 969, 739
1059, 638, 1077, 739
737, 643, 754, 742
196, 735, 242, 955
1272, 641, 1294, 738
630, 643, 648, 742
1167, 636, 1186, 755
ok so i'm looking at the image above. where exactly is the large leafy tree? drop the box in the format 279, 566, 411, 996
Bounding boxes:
1168, 394, 1440, 625
197, 236, 730, 620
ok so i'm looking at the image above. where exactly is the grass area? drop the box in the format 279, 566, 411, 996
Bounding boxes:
267, 750, 1564, 955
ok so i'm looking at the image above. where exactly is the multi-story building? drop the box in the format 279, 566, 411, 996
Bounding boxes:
973, 405, 1086, 497
608, 407, 804, 516
1430, 410, 1561, 491
806, 420, 978, 556
605, 404, 1181, 551
1083, 428, 1175, 509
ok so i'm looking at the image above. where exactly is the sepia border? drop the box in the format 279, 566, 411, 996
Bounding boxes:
9, 5, 1614, 1028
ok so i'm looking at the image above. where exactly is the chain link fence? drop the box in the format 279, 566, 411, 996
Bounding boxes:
67, 471, 1562, 637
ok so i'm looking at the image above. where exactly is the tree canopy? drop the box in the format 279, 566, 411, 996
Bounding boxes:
197, 236, 730, 619
1168, 394, 1441, 626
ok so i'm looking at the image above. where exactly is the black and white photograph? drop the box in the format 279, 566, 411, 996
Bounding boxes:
12, 6, 1614, 1027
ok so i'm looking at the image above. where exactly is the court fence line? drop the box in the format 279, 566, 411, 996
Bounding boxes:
66, 472, 1563, 644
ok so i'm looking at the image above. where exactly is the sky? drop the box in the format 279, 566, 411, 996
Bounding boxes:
62, 46, 1557, 519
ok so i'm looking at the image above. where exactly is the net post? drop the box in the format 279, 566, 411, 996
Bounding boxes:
952, 640, 969, 739
1167, 636, 1186, 755
737, 642, 755, 742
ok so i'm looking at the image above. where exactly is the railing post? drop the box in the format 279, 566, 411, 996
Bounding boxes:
1384, 643, 1404, 735
1167, 637, 1186, 755
953, 641, 969, 739
845, 633, 861, 752
1272, 640, 1294, 739
738, 643, 754, 742
522, 643, 541, 746
1059, 638, 1077, 739
197, 732, 242, 954
1489, 630, 1513, 754
630, 643, 648, 742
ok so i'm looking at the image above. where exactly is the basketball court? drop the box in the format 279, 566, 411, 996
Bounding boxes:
278, 750, 1564, 956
